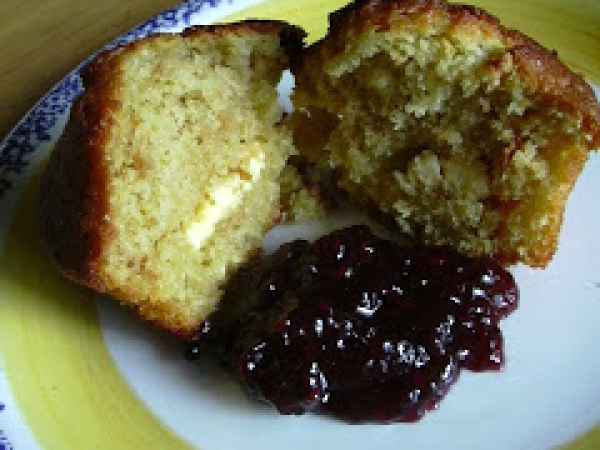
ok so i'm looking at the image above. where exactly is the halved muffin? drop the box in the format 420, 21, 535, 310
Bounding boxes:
40, 21, 305, 337
292, 0, 600, 267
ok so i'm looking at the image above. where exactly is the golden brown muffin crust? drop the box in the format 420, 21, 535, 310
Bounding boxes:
40, 55, 120, 292
295, 0, 600, 148
184, 19, 306, 55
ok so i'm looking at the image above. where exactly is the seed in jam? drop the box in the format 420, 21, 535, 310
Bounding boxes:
193, 225, 519, 423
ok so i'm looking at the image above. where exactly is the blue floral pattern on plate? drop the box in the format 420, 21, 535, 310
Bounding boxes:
0, 403, 13, 450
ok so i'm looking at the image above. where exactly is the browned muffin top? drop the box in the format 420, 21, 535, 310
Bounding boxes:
296, 0, 599, 147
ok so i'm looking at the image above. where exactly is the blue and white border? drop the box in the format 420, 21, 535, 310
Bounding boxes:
0, 404, 14, 450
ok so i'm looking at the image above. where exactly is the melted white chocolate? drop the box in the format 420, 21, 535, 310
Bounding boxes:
186, 152, 266, 249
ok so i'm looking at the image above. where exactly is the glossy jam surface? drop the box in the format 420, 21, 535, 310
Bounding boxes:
201, 226, 518, 423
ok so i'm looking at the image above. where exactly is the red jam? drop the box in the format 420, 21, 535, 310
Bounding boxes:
192, 225, 518, 423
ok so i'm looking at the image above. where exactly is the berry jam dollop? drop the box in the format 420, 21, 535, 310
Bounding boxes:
194, 225, 518, 423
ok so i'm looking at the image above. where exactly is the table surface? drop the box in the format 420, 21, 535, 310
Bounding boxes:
0, 0, 181, 139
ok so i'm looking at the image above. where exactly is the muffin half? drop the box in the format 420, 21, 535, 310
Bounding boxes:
292, 0, 600, 267
40, 21, 305, 337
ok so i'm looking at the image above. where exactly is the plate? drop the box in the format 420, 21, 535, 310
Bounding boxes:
1, 1, 599, 449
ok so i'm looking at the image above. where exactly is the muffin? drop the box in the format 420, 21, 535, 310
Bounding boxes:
291, 0, 600, 267
40, 21, 306, 338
